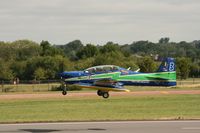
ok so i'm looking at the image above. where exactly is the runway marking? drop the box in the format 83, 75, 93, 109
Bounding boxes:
182, 127, 200, 130
1, 121, 200, 126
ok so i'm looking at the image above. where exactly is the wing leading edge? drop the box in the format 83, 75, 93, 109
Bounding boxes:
66, 79, 129, 98
74, 78, 130, 92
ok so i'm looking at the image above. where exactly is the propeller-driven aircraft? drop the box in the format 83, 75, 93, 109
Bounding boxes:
60, 57, 176, 98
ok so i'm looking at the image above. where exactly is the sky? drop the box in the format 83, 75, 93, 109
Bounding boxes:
0, 0, 200, 45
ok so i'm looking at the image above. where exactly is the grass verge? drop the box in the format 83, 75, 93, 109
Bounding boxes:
0, 94, 199, 123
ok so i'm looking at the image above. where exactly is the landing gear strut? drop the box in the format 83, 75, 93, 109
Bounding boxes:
97, 90, 109, 99
61, 82, 67, 95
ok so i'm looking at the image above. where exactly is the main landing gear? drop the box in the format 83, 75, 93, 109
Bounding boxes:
97, 90, 109, 99
61, 82, 109, 99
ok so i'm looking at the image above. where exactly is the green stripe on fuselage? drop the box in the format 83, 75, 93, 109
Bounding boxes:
65, 71, 176, 82
117, 71, 176, 81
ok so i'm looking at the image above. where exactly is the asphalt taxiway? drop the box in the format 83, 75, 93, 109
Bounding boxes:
0, 121, 200, 133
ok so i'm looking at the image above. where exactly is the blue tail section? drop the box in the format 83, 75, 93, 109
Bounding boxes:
157, 58, 176, 72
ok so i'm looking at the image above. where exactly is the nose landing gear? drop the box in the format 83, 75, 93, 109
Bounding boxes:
61, 82, 67, 95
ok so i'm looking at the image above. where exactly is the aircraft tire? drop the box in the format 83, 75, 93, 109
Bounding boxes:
102, 92, 109, 99
97, 90, 103, 96
62, 91, 67, 95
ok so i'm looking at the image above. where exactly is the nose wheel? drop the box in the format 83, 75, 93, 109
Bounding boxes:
61, 82, 67, 95
62, 90, 67, 95
97, 90, 109, 99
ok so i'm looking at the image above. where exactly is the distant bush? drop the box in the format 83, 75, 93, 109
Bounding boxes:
51, 85, 82, 91
68, 85, 82, 91
2, 87, 14, 92
51, 85, 61, 91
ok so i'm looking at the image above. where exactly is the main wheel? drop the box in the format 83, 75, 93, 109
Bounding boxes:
97, 90, 103, 96
102, 92, 109, 99
62, 91, 67, 95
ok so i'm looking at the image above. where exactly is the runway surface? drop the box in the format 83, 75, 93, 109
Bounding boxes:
1, 90, 200, 100
0, 121, 200, 133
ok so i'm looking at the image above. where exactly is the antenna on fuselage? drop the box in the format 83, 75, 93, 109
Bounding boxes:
134, 68, 140, 72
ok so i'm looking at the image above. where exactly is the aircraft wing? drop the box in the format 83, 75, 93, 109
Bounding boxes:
73, 78, 130, 92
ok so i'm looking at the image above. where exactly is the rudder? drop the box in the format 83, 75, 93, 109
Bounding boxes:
157, 58, 176, 72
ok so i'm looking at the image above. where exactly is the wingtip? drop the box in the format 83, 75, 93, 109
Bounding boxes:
125, 89, 130, 92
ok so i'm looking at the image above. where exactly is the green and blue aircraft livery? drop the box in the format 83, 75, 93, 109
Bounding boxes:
60, 57, 176, 98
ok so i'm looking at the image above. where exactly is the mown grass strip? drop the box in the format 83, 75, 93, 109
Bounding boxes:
0, 94, 199, 123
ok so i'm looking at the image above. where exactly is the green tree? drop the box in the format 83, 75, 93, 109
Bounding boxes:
137, 57, 157, 72
74, 58, 95, 70
25, 56, 73, 80
60, 40, 84, 60
10, 61, 27, 80
92, 51, 138, 70
176, 57, 191, 79
76, 44, 98, 59
93, 51, 123, 66
40, 40, 63, 56
0, 59, 14, 80
0, 40, 41, 61
189, 63, 200, 78
12, 40, 41, 60
100, 42, 120, 54
159, 37, 170, 44
34, 67, 46, 80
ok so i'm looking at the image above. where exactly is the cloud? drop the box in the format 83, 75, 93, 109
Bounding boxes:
0, 0, 200, 44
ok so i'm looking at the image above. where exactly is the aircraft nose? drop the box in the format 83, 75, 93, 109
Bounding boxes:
60, 71, 83, 78
60, 72, 73, 78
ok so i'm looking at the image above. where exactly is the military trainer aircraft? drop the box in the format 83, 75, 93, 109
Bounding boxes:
60, 57, 176, 98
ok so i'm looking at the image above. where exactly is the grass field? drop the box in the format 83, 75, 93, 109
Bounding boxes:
0, 94, 199, 123
125, 86, 200, 91
0, 83, 60, 92
0, 79, 200, 123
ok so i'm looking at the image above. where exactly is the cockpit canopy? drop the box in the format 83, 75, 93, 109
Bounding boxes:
85, 65, 120, 74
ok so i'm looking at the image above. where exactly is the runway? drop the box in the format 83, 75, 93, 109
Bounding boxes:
1, 90, 200, 100
0, 121, 200, 133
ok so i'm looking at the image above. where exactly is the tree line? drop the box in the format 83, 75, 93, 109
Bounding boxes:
0, 38, 200, 81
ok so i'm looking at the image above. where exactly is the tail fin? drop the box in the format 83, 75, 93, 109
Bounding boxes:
157, 58, 176, 72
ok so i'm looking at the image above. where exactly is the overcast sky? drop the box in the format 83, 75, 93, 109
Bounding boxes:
0, 0, 200, 45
